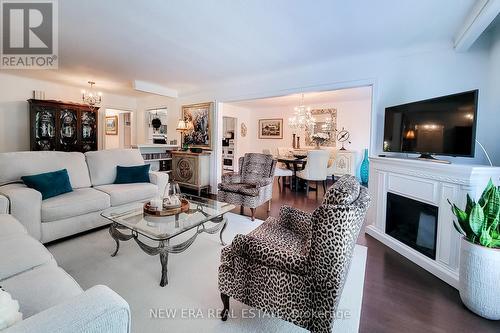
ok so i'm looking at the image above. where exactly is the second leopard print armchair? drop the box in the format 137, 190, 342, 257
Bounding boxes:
218, 175, 370, 333
217, 153, 276, 221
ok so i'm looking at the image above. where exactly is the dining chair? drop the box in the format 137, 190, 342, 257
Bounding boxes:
263, 149, 292, 190
277, 147, 292, 157
296, 149, 330, 196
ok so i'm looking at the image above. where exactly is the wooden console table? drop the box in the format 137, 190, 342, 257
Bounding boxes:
172, 151, 211, 195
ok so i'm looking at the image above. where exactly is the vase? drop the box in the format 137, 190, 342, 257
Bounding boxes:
459, 238, 500, 320
360, 148, 369, 185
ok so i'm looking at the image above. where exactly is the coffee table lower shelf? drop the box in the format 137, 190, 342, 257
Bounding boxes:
108, 214, 228, 287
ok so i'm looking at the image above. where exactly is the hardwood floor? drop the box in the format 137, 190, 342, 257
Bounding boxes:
218, 180, 499, 333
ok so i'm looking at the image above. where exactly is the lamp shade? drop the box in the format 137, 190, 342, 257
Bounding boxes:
176, 119, 188, 131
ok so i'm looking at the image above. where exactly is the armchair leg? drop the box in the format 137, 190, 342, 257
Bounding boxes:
267, 199, 271, 212
323, 180, 327, 193
240, 205, 244, 214
221, 293, 230, 321
250, 208, 256, 221
306, 180, 309, 196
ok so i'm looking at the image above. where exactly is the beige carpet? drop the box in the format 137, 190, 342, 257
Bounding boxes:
48, 213, 367, 333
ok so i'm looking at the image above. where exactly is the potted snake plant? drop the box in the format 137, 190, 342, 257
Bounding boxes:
449, 179, 500, 320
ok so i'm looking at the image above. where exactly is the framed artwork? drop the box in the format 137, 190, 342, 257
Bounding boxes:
181, 102, 213, 149
258, 118, 283, 139
105, 116, 118, 135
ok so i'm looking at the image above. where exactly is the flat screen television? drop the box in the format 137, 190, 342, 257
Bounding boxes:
383, 90, 478, 159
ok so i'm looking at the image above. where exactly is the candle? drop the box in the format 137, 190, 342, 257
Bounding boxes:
150, 197, 162, 210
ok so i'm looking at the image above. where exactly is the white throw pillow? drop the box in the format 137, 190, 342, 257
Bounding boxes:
0, 288, 22, 330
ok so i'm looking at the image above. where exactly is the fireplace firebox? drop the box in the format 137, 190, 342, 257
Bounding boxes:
385, 192, 438, 259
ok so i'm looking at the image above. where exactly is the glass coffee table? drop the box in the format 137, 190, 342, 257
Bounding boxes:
101, 194, 235, 287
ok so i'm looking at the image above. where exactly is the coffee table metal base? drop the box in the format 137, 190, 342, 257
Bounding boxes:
109, 215, 228, 287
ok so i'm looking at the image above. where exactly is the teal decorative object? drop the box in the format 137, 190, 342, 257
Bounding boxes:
360, 149, 369, 185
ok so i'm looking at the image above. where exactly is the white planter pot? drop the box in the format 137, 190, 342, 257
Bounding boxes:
459, 237, 500, 320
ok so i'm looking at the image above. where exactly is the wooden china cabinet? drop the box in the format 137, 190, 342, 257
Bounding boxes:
28, 99, 99, 152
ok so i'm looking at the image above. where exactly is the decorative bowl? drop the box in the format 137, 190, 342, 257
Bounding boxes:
144, 198, 189, 216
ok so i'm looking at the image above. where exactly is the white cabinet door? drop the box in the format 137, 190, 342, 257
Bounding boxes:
333, 151, 356, 176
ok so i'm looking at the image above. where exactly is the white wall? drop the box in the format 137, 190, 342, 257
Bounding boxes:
0, 73, 137, 152
486, 22, 500, 165
135, 94, 179, 145
180, 41, 497, 165
228, 99, 371, 154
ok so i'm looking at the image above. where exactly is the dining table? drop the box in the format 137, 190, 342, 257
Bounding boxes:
275, 155, 307, 192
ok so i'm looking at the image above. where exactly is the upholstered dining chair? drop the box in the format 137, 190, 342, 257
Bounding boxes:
277, 147, 292, 156
218, 153, 276, 221
263, 148, 293, 189
296, 149, 330, 195
218, 175, 370, 333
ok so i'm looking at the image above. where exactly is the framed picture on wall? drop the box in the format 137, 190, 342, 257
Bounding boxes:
181, 102, 214, 149
258, 118, 283, 139
105, 116, 118, 135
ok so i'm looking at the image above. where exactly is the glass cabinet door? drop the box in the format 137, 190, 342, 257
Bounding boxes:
59, 108, 78, 151
34, 108, 56, 150
81, 111, 97, 152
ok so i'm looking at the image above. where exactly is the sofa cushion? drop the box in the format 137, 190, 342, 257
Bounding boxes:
41, 188, 111, 223
21, 169, 73, 200
114, 164, 150, 184
218, 183, 259, 197
85, 149, 145, 186
0, 151, 91, 189
94, 183, 157, 206
0, 234, 54, 281
0, 214, 27, 239
230, 218, 310, 275
1, 264, 82, 319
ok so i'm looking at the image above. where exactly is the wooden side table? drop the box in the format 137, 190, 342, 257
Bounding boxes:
172, 151, 211, 196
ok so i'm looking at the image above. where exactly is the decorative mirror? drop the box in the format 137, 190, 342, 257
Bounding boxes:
305, 108, 337, 146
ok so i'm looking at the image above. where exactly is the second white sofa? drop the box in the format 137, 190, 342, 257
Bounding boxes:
0, 149, 168, 243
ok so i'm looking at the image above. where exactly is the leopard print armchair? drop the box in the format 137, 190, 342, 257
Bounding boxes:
218, 175, 370, 333
217, 153, 276, 221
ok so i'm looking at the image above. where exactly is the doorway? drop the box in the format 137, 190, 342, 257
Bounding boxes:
104, 109, 133, 149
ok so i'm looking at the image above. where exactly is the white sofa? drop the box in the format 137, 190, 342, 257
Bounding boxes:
0, 149, 168, 243
0, 213, 130, 333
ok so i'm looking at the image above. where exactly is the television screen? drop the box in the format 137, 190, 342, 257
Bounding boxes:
383, 90, 478, 157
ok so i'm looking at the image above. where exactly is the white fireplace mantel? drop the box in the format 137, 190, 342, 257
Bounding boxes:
366, 157, 500, 288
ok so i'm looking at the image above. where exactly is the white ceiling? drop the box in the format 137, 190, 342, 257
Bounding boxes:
6, 0, 476, 96
229, 86, 372, 109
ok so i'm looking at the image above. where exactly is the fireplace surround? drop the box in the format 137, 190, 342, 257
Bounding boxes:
366, 156, 500, 288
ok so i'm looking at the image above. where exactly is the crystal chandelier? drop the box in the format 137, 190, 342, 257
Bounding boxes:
81, 81, 102, 110
288, 94, 315, 133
